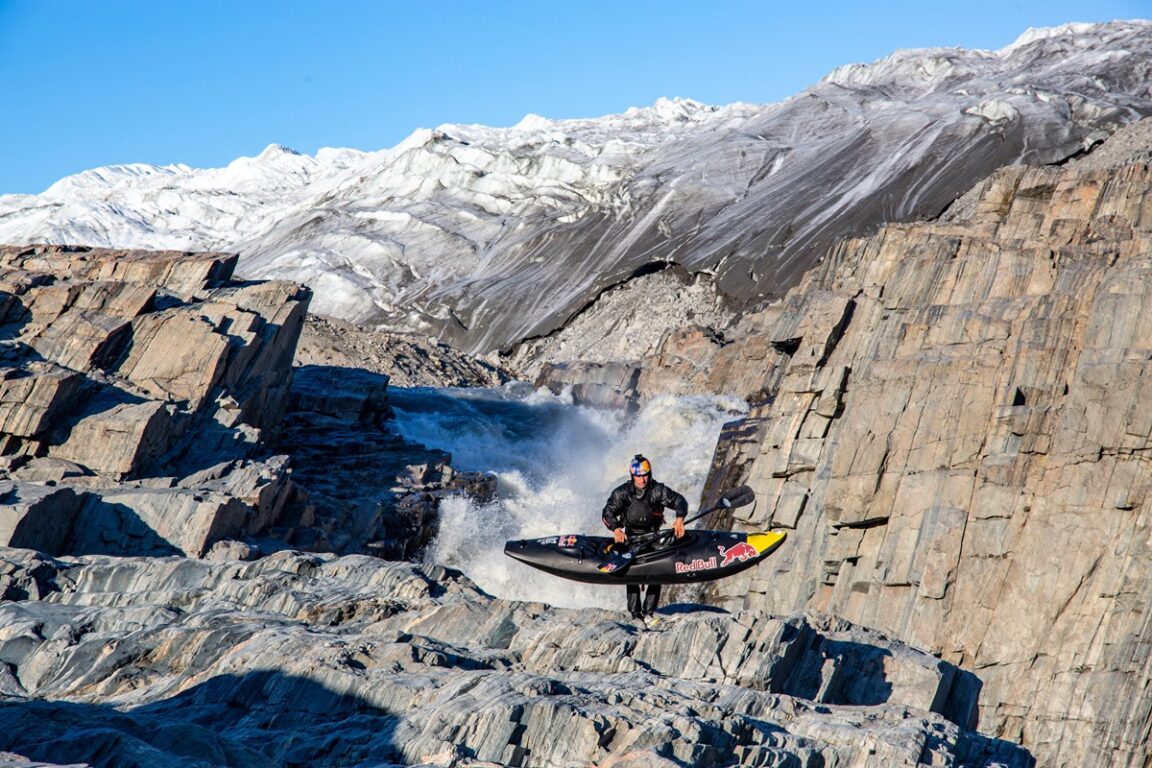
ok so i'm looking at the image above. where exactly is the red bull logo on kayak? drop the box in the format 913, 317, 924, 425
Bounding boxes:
718, 541, 760, 567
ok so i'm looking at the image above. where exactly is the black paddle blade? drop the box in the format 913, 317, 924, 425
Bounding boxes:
680, 484, 758, 527
719, 484, 755, 509
597, 550, 634, 573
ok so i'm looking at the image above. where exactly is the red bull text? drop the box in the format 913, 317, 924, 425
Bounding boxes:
674, 556, 717, 574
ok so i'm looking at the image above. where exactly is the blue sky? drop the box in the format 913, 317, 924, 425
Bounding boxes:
1, 0, 1147, 194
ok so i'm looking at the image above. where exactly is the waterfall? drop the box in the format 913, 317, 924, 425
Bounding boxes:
389, 383, 746, 609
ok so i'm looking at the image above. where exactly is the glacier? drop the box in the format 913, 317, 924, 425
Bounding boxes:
0, 20, 1150, 360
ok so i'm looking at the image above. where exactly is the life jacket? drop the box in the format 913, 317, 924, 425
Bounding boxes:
623, 484, 666, 532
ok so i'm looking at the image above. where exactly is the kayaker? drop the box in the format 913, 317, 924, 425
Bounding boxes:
601, 454, 688, 620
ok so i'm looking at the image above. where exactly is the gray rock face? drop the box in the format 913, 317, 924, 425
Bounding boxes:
533, 118, 1152, 767
296, 313, 514, 388
0, 547, 1031, 768
0, 245, 312, 557
276, 364, 497, 558
507, 266, 739, 379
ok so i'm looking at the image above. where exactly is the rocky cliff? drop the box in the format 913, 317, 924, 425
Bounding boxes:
0, 244, 312, 557
538, 118, 1152, 767
0, 245, 1042, 767
0, 245, 490, 563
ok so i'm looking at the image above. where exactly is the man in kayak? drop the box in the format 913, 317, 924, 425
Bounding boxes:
602, 454, 688, 620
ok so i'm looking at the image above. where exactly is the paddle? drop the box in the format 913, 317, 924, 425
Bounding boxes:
596, 484, 756, 574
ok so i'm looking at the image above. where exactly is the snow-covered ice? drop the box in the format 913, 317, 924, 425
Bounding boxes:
1, 21, 1150, 356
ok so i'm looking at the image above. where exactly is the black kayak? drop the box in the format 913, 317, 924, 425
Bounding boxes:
503, 529, 787, 585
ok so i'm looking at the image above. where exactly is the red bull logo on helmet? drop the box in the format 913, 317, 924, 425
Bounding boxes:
718, 541, 760, 567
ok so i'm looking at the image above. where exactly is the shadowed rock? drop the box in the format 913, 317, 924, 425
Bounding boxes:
0, 246, 483, 561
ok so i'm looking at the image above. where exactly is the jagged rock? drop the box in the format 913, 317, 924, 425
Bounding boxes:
113, 280, 310, 435
296, 314, 515, 388
8, 457, 87, 484
533, 360, 643, 410
508, 267, 738, 379
117, 308, 235, 408
0, 245, 237, 297
0, 362, 84, 438
379, 469, 499, 560
0, 485, 85, 557
278, 365, 497, 558
50, 397, 178, 478
0, 245, 310, 480
66, 458, 298, 558
0, 547, 1032, 768
0, 246, 326, 558
287, 361, 391, 418
25, 308, 131, 372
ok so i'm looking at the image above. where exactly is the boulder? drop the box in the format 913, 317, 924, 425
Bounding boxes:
0, 485, 85, 557
49, 397, 179, 479
0, 363, 84, 438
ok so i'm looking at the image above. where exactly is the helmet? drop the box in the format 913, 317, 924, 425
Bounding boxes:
629, 455, 652, 477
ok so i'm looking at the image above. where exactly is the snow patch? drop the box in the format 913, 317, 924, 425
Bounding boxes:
963, 99, 1022, 125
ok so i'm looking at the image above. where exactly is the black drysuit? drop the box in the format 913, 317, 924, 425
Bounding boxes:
602, 478, 688, 618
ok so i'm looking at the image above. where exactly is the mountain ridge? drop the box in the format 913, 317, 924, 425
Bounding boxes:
3, 20, 1150, 359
